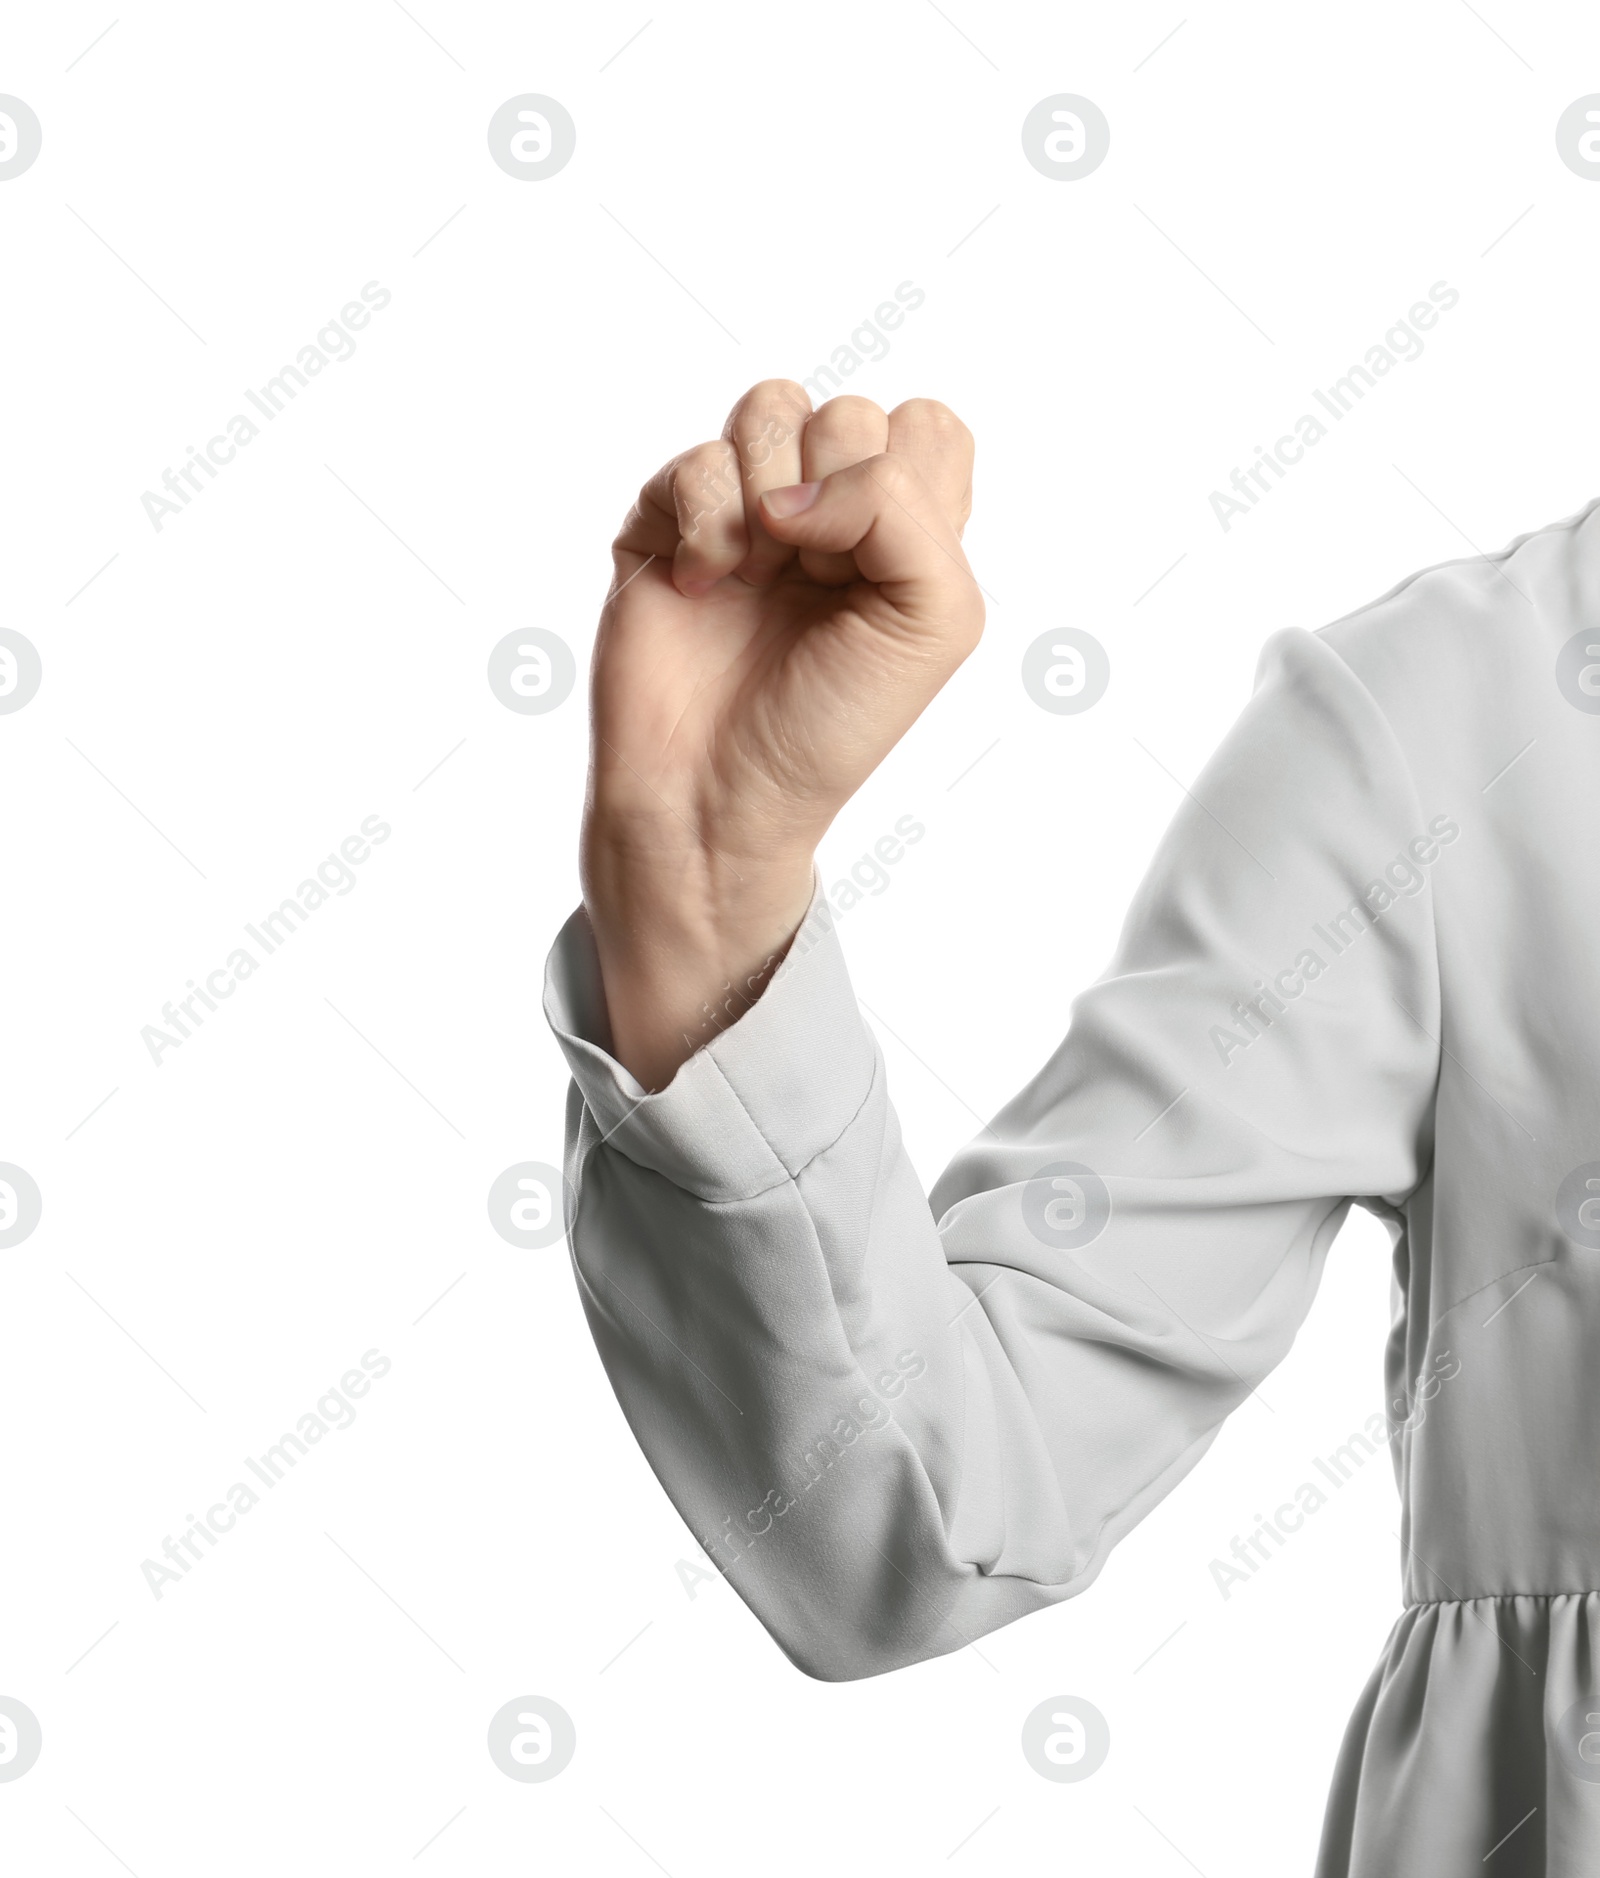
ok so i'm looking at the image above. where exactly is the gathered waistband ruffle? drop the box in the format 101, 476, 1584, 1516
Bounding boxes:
1317, 1592, 1600, 1876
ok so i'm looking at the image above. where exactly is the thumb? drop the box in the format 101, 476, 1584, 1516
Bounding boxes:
758, 453, 977, 608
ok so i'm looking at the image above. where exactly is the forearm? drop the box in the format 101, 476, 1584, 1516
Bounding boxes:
544, 888, 1045, 1682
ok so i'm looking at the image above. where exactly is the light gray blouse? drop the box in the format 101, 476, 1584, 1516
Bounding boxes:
543, 495, 1600, 1875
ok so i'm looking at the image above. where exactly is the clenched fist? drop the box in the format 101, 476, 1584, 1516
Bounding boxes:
581, 379, 983, 1090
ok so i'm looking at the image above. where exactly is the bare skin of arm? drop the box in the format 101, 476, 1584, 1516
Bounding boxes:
580, 379, 984, 1092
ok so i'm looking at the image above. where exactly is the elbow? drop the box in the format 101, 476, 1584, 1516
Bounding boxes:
725, 1539, 995, 1683
764, 1607, 969, 1684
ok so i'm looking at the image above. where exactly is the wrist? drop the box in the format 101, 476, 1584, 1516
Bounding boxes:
579, 823, 818, 1091
581, 818, 815, 953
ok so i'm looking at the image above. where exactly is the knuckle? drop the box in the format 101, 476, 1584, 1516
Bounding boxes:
745, 377, 812, 415
676, 439, 730, 475
809, 394, 887, 446
896, 398, 972, 450
820, 393, 883, 419
729, 379, 811, 452
674, 442, 740, 524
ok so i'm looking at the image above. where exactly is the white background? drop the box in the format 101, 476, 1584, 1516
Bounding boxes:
2, 1, 1596, 1871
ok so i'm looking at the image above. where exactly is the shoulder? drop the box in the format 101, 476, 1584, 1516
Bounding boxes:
1299, 495, 1600, 752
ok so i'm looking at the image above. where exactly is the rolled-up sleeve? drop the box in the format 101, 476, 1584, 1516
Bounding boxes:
542, 625, 1443, 1681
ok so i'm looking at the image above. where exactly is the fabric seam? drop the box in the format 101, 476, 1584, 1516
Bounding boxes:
693, 1036, 885, 1201
1405, 1590, 1600, 1606
1307, 629, 1446, 1213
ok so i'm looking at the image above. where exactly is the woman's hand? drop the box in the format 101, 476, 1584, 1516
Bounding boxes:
581, 379, 983, 1090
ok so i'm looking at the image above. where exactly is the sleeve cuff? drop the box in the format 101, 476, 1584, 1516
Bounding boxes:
540, 866, 881, 1203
